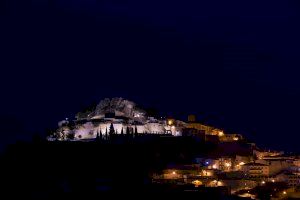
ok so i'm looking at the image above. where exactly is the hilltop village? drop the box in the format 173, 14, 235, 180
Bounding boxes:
48, 97, 238, 141
44, 98, 300, 198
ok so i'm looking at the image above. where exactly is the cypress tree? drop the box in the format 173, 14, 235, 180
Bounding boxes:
96, 130, 100, 141
135, 126, 138, 134
126, 126, 130, 135
109, 123, 115, 135
99, 129, 103, 140
121, 127, 124, 135
105, 127, 108, 140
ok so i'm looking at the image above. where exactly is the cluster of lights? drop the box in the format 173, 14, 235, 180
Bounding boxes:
218, 131, 224, 137
225, 162, 231, 167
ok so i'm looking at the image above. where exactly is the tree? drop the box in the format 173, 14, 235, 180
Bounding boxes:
105, 127, 108, 140
135, 126, 138, 134
109, 123, 115, 135
134, 125, 138, 138
99, 129, 102, 140
96, 130, 100, 141
126, 126, 130, 135
121, 127, 124, 135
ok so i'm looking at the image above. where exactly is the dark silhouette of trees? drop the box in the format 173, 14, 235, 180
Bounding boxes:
96, 131, 100, 141
135, 126, 138, 134
109, 123, 115, 135
100, 129, 102, 140
105, 127, 108, 140
134, 126, 138, 137
126, 126, 130, 135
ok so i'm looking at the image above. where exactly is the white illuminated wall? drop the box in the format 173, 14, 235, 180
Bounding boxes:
72, 121, 183, 140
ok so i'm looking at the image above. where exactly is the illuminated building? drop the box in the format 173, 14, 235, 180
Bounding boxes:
241, 162, 270, 177
186, 115, 217, 135
219, 134, 243, 142
48, 98, 186, 141
48, 99, 247, 143
186, 115, 242, 143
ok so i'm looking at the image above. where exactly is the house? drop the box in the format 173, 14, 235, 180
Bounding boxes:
276, 172, 300, 186
241, 163, 269, 177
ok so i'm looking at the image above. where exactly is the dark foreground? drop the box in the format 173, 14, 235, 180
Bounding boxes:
0, 136, 249, 199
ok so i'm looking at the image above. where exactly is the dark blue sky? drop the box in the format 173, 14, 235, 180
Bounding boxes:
1, 0, 300, 151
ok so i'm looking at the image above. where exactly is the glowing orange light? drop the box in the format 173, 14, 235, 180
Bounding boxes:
192, 180, 202, 187
218, 131, 224, 137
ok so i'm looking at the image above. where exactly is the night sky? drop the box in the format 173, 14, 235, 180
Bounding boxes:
1, 0, 300, 152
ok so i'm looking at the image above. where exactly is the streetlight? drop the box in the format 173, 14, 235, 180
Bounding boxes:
167, 119, 174, 135
168, 119, 173, 126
